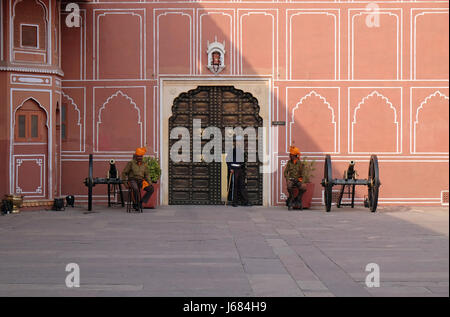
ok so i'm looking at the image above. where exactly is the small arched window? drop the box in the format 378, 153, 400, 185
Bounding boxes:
15, 99, 47, 143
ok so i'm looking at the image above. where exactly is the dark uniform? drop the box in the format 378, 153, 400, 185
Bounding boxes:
284, 159, 306, 210
227, 147, 251, 207
121, 159, 154, 206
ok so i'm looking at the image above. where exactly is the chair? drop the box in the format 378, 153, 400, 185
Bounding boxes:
126, 182, 143, 213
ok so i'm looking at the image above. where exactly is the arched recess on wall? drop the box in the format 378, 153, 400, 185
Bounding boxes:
97, 91, 142, 152
414, 91, 449, 153
12, 0, 48, 63
13, 97, 49, 198
61, 92, 83, 152
290, 91, 336, 153
352, 91, 399, 153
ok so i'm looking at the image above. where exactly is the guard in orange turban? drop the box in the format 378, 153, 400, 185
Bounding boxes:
284, 145, 306, 210
135, 147, 146, 156
289, 146, 300, 156
121, 147, 154, 211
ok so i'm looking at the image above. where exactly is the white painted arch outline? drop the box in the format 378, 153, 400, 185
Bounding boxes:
288, 10, 339, 80
349, 9, 401, 80
156, 10, 193, 76
96, 90, 143, 152
61, 92, 84, 153
94, 9, 145, 80
351, 90, 400, 154
11, 0, 50, 64
289, 90, 337, 154
413, 90, 449, 154
10, 89, 52, 198
239, 10, 276, 77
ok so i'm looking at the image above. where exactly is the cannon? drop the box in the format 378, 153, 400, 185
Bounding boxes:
321, 155, 380, 212
83, 154, 124, 211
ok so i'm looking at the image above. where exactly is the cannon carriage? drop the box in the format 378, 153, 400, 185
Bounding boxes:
321, 155, 381, 212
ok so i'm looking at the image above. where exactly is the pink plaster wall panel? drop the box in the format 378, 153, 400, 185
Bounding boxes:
411, 88, 449, 154
351, 11, 399, 80
289, 11, 336, 80
349, 88, 401, 154
288, 88, 339, 154
157, 11, 191, 75
61, 11, 84, 80
96, 10, 143, 79
0, 73, 8, 196
199, 10, 233, 75
377, 162, 449, 199
414, 11, 449, 80
240, 11, 274, 75
12, 0, 48, 63
94, 87, 145, 152
14, 155, 46, 198
61, 88, 85, 152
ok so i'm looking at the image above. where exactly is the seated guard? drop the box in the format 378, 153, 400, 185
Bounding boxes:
122, 147, 154, 210
284, 146, 306, 210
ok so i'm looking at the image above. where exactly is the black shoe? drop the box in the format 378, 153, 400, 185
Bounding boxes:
232, 203, 238, 207
288, 200, 293, 211
244, 202, 253, 207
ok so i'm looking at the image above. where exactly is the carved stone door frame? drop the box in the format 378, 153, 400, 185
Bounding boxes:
160, 78, 272, 206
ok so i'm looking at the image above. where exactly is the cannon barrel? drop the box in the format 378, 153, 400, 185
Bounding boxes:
108, 159, 118, 179
345, 161, 356, 180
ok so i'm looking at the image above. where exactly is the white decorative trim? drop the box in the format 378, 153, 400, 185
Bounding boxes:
0, 65, 64, 76
94, 9, 145, 80
61, 9, 86, 80
14, 155, 45, 197
155, 9, 193, 76
349, 88, 402, 154
288, 9, 339, 80
289, 90, 338, 154
286, 87, 340, 154
10, 73, 51, 86
238, 9, 278, 77
411, 9, 449, 81
62, 91, 84, 153
349, 9, 402, 80
10, 88, 52, 198
11, 0, 49, 64
412, 89, 449, 154
94, 89, 145, 152
19, 23, 39, 49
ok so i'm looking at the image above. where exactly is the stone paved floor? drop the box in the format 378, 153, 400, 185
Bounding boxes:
0, 204, 448, 297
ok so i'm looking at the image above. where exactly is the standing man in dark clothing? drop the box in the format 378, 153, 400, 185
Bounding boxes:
122, 147, 154, 210
227, 138, 252, 207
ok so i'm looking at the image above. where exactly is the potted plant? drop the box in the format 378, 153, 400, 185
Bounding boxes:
142, 156, 161, 208
300, 157, 316, 209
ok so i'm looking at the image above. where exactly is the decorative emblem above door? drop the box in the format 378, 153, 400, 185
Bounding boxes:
207, 37, 225, 74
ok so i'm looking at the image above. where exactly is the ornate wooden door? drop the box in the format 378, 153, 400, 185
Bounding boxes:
169, 86, 263, 205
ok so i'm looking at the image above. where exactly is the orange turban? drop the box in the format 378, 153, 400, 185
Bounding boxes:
135, 147, 146, 156
289, 146, 300, 156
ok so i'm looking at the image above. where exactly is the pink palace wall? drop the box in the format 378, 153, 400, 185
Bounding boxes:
1, 0, 449, 207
